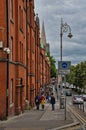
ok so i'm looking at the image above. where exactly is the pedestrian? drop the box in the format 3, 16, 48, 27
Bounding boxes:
50, 93, 56, 110
40, 94, 46, 110
47, 95, 51, 103
35, 93, 40, 110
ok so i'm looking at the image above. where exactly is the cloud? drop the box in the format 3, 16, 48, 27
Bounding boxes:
34, 0, 86, 65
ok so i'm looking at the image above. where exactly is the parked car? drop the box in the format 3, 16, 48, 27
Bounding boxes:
72, 95, 84, 104
66, 89, 72, 96
82, 94, 86, 101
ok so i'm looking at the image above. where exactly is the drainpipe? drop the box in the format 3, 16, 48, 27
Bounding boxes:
6, 0, 9, 117
26, 0, 28, 100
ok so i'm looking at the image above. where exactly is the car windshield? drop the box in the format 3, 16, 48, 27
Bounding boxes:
74, 95, 82, 98
83, 95, 86, 97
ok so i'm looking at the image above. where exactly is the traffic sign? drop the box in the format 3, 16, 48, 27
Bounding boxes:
62, 62, 67, 68
58, 61, 71, 74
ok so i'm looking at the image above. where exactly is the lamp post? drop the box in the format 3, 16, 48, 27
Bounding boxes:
60, 18, 73, 120
60, 18, 73, 61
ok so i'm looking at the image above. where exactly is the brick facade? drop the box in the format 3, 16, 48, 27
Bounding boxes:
0, 0, 50, 120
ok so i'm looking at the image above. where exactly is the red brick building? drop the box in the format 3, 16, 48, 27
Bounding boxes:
40, 21, 50, 94
0, 0, 50, 120
35, 14, 40, 95
28, 0, 35, 106
0, 0, 27, 119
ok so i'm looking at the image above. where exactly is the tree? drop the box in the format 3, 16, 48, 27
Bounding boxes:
66, 65, 76, 84
47, 52, 57, 77
66, 61, 86, 93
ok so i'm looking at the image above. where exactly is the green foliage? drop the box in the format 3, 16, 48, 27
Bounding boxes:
66, 61, 86, 91
47, 52, 57, 77
66, 65, 76, 84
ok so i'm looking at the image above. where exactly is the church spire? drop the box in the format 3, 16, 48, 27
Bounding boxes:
40, 21, 46, 49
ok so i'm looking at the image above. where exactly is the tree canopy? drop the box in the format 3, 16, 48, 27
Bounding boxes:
66, 61, 86, 91
47, 52, 57, 77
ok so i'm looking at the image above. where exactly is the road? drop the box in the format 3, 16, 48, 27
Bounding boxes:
66, 91, 86, 112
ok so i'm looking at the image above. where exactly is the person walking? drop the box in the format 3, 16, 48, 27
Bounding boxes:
50, 93, 56, 110
40, 94, 46, 110
35, 93, 40, 110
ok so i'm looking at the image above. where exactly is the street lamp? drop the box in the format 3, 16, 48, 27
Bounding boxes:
60, 18, 73, 61
60, 18, 73, 120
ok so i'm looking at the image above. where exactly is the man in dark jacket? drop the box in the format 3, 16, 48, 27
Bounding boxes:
35, 93, 40, 110
50, 93, 55, 110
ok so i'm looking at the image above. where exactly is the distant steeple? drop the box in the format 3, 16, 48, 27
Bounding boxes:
40, 21, 46, 49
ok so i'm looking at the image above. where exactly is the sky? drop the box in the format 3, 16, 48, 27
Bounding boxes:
34, 0, 86, 67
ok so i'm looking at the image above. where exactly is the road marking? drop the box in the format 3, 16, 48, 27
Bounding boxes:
68, 105, 86, 125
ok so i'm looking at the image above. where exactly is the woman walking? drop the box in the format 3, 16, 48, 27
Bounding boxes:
40, 94, 46, 110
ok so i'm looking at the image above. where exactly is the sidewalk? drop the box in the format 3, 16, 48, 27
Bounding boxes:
0, 85, 80, 129
40, 102, 71, 121
40, 101, 79, 130
0, 101, 79, 130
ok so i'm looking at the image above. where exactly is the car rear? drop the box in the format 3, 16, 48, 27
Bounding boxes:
66, 89, 72, 96
72, 95, 84, 104
82, 94, 86, 101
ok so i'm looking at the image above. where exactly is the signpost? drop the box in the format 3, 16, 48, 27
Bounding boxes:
58, 61, 71, 120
